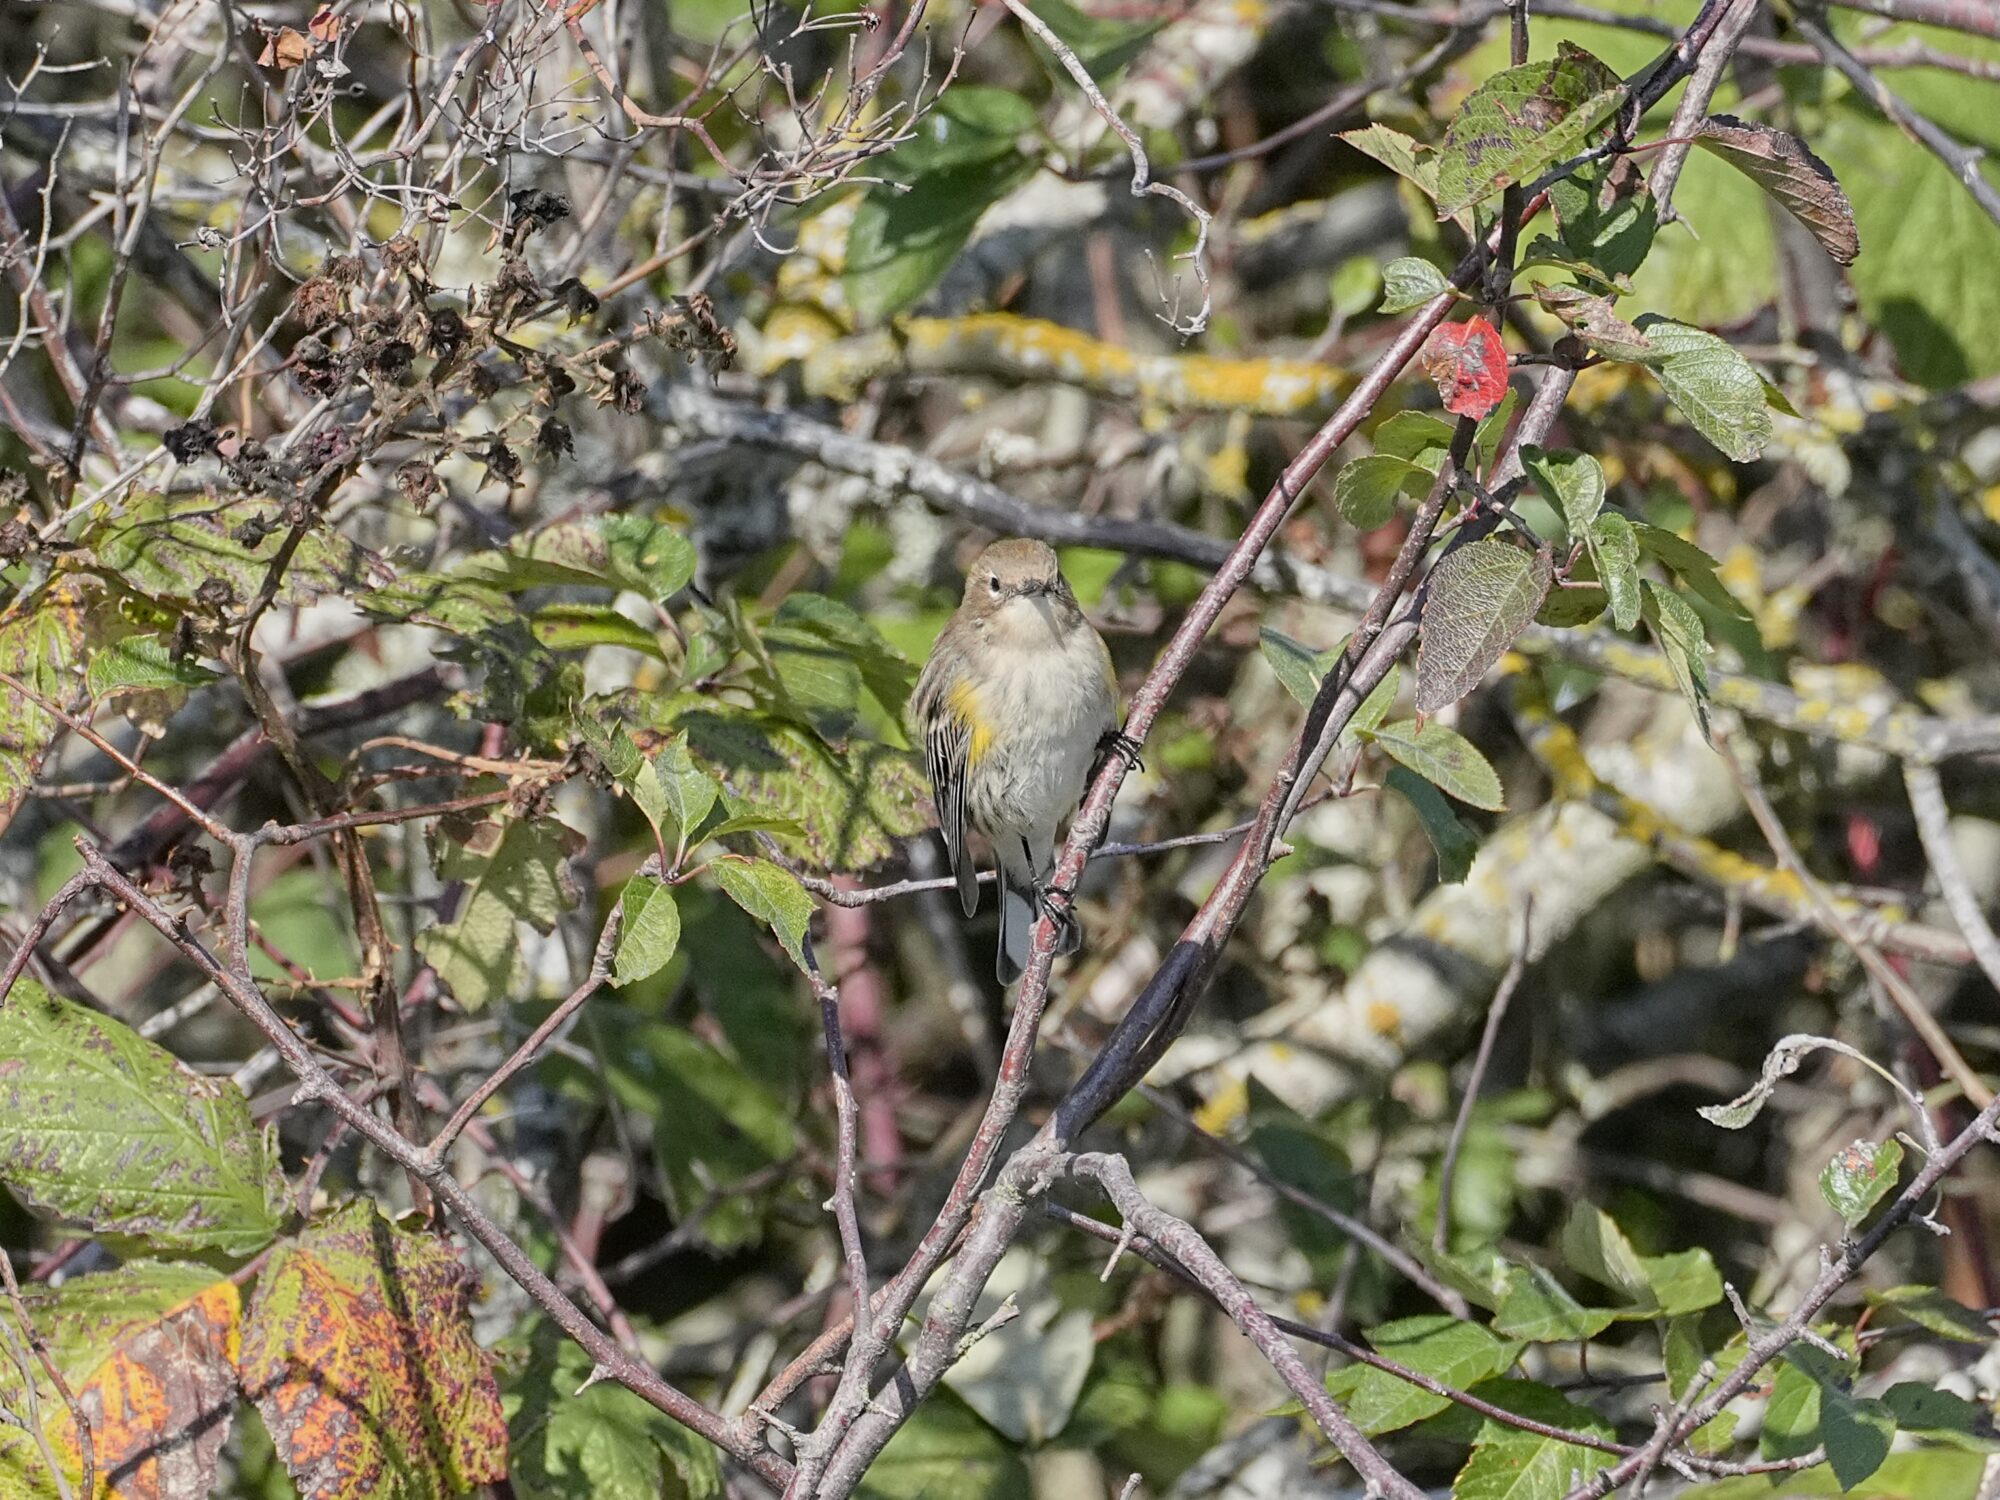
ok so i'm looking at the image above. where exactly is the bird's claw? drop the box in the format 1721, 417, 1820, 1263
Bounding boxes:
1035, 884, 1082, 950
1098, 729, 1144, 775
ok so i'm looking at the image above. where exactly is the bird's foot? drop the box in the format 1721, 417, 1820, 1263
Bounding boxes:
1096, 729, 1145, 776
1035, 883, 1082, 952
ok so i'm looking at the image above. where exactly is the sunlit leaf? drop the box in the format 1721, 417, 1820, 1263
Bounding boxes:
1416, 540, 1552, 712
1434, 43, 1625, 215
0, 979, 285, 1253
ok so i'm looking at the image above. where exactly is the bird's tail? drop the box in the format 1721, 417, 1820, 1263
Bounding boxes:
996, 870, 1034, 986
994, 864, 1081, 986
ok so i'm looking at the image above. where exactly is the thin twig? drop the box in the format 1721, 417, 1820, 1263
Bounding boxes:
1797, 12, 2000, 232
1436, 901, 1533, 1252
997, 0, 1212, 336
1720, 732, 1992, 1109
1904, 762, 2000, 1007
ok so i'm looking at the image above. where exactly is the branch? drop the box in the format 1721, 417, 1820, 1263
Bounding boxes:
40, 844, 793, 1491
997, 0, 1212, 336
1436, 903, 1532, 1251
1904, 763, 2000, 998
1798, 12, 2000, 232
1063, 1151, 1427, 1500
1564, 1081, 2000, 1500
1649, 0, 1760, 222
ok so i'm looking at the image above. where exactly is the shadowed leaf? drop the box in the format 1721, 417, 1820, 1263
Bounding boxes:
239, 1201, 507, 1500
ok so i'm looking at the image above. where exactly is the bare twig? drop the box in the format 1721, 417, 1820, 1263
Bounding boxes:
1436, 901, 1533, 1252
998, 0, 1212, 336
1721, 732, 1992, 1109
1797, 12, 2000, 232
1905, 763, 2000, 999
1064, 1152, 1427, 1500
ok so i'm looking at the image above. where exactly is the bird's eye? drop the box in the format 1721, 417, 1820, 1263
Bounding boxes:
988, 574, 1001, 593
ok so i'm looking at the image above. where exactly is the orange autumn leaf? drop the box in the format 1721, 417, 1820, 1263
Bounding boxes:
237, 1202, 507, 1499
257, 25, 312, 68
0, 1263, 242, 1500
306, 6, 344, 42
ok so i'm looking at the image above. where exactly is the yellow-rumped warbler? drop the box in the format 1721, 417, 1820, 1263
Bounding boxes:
911, 539, 1135, 984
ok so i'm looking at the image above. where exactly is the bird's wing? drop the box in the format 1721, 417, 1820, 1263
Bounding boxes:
916, 667, 981, 917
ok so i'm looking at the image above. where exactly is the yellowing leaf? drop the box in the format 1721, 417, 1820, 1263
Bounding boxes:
239, 1201, 507, 1499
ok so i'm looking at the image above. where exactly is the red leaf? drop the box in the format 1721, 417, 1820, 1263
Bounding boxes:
1419, 317, 1509, 419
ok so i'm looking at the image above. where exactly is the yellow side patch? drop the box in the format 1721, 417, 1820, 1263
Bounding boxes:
948, 678, 994, 765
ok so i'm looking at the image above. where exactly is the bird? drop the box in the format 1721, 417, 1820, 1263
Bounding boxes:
911, 538, 1137, 984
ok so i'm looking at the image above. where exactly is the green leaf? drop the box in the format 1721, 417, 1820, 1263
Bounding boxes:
847, 156, 1036, 320
1681, 1451, 1983, 1500
1520, 447, 1605, 538
1373, 410, 1457, 466
85, 634, 219, 698
459, 514, 696, 602
1351, 664, 1401, 739
505, 1321, 723, 1499
1416, 540, 1553, 713
1491, 1263, 1618, 1343
1259, 627, 1337, 708
714, 858, 814, 972
859, 1390, 1033, 1500
1589, 513, 1642, 631
1824, 1392, 1896, 1489
1020, 0, 1157, 75
1341, 124, 1448, 212
0, 980, 285, 1254
1820, 1138, 1904, 1227
1335, 454, 1430, 528
883, 86, 1037, 176
614, 877, 682, 988
1371, 719, 1504, 811
1434, 43, 1625, 216
1331, 256, 1384, 320
1638, 1248, 1724, 1318
1536, 583, 1608, 630
764, 593, 916, 722
1244, 1081, 1362, 1284
529, 603, 669, 660
1548, 156, 1657, 279
1629, 522, 1752, 621
1641, 580, 1712, 738
78, 494, 382, 606
629, 735, 721, 853
581, 1017, 797, 1250
1881, 1384, 2000, 1453
1560, 1206, 1652, 1303
1865, 1287, 1994, 1345
1820, 111, 2000, 387
1628, 316, 1773, 462
0, 579, 118, 829
674, 709, 928, 873
1447, 1380, 1615, 1500
1325, 1315, 1525, 1435
417, 815, 583, 1012
1381, 256, 1452, 313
